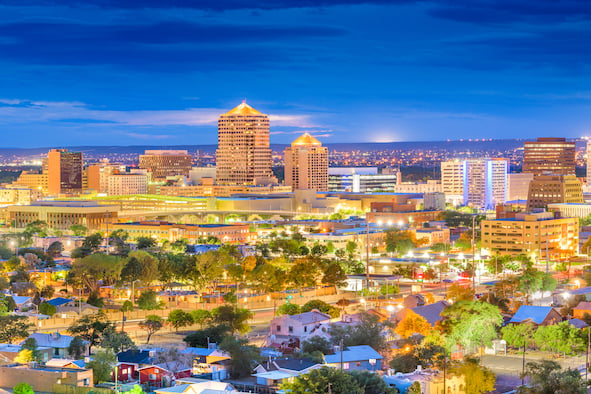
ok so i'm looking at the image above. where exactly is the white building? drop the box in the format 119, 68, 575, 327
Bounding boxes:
507, 173, 533, 201
441, 160, 464, 206
328, 167, 398, 192
107, 173, 148, 195
394, 180, 441, 194
424, 192, 445, 210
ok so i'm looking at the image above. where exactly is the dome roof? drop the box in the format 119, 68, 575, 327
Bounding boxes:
292, 132, 322, 146
223, 101, 263, 116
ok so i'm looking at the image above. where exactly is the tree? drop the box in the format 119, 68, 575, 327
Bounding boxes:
288, 258, 320, 290
121, 300, 134, 331
447, 283, 474, 302
189, 309, 211, 328
68, 336, 86, 359
70, 224, 88, 236
14, 349, 34, 364
451, 357, 496, 394
281, 367, 363, 394
139, 315, 163, 344
120, 256, 142, 283
277, 303, 301, 316
70, 254, 124, 293
101, 326, 135, 353
21, 337, 42, 362
136, 237, 156, 250
4, 256, 21, 272
301, 299, 340, 318
183, 324, 230, 347
519, 360, 585, 394
68, 312, 113, 353
0, 316, 31, 343
322, 262, 348, 289
220, 336, 261, 378
13, 383, 34, 394
440, 300, 502, 352
86, 350, 117, 384
533, 322, 585, 355
348, 370, 398, 394
501, 322, 535, 348
168, 309, 193, 332
38, 302, 56, 316
153, 347, 193, 377
395, 312, 432, 338
211, 305, 253, 334
329, 312, 389, 352
47, 241, 64, 257
39, 284, 55, 299
127, 250, 159, 284
136, 289, 162, 310
302, 336, 332, 355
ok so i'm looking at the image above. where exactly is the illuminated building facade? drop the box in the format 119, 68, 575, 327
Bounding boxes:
526, 174, 583, 211
47, 149, 83, 195
107, 173, 148, 196
328, 167, 398, 192
216, 102, 274, 185
14, 172, 48, 194
523, 137, 576, 177
284, 133, 328, 192
139, 150, 192, 180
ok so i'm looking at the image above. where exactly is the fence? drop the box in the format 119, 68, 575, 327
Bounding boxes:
52, 384, 114, 394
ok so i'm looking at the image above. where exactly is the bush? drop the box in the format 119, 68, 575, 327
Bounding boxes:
38, 302, 56, 316
13, 383, 34, 394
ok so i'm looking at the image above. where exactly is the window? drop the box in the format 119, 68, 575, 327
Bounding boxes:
356, 362, 361, 367
276, 325, 281, 332
304, 326, 307, 332
83, 378, 90, 386
289, 326, 293, 333
149, 373, 157, 380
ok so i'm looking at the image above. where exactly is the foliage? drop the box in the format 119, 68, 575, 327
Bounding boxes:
501, 323, 535, 348
68, 312, 113, 352
69, 224, 88, 236
451, 357, 496, 394
86, 290, 105, 308
69, 254, 124, 292
390, 343, 445, 373
329, 312, 389, 351
136, 289, 162, 310
136, 237, 157, 250
0, 315, 31, 343
21, 337, 42, 362
101, 326, 136, 353
139, 315, 164, 344
281, 367, 364, 394
438, 211, 484, 228
47, 241, 64, 257
38, 302, 56, 316
68, 336, 86, 359
86, 350, 117, 384
440, 300, 502, 351
407, 382, 421, 394
186, 250, 234, 291
121, 300, 134, 312
14, 349, 35, 364
211, 305, 253, 334
127, 251, 159, 284
384, 229, 417, 255
446, 283, 474, 302
348, 370, 398, 393
519, 268, 557, 302
249, 263, 286, 293
395, 312, 432, 338
288, 257, 320, 290
189, 309, 211, 328
13, 383, 34, 394
39, 284, 55, 299
183, 324, 230, 347
277, 303, 301, 316
219, 336, 261, 379
168, 309, 193, 331
533, 322, 585, 355
301, 299, 340, 318
321, 262, 348, 288
302, 336, 333, 355
518, 360, 586, 394
153, 347, 192, 375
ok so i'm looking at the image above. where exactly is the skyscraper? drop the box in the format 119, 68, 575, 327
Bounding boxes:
526, 174, 583, 211
523, 137, 576, 177
47, 149, 83, 195
216, 101, 273, 185
284, 133, 328, 192
139, 150, 192, 180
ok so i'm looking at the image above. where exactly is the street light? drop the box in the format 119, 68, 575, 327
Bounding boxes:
360, 298, 366, 311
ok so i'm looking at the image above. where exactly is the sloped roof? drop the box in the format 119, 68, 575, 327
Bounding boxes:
284, 310, 331, 325
324, 345, 383, 364
12, 296, 31, 306
117, 349, 152, 364
274, 357, 320, 372
222, 101, 263, 116
410, 301, 450, 326
574, 301, 591, 311
46, 297, 72, 307
25, 333, 83, 349
569, 318, 588, 329
292, 133, 322, 147
509, 305, 557, 325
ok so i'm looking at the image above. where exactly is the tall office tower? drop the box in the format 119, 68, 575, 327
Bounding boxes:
441, 159, 507, 209
441, 159, 465, 206
526, 174, 584, 211
47, 149, 83, 195
284, 133, 328, 192
216, 101, 273, 185
507, 173, 534, 201
139, 150, 192, 180
523, 137, 576, 177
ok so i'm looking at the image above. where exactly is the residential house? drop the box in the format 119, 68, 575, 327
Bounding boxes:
396, 301, 450, 327
139, 361, 192, 388
115, 349, 153, 383
509, 305, 562, 326
268, 310, 332, 348
155, 379, 247, 394
182, 346, 230, 379
384, 367, 465, 394
568, 318, 588, 329
11, 295, 34, 311
46, 297, 98, 318
573, 301, 591, 320
324, 345, 383, 371
23, 332, 89, 358
0, 343, 53, 364
46, 358, 86, 369
403, 294, 425, 308
0, 364, 93, 392
253, 358, 325, 387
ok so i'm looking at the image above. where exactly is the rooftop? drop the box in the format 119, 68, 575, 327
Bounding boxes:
509, 305, 557, 325
292, 133, 322, 147
222, 101, 264, 117
324, 345, 383, 364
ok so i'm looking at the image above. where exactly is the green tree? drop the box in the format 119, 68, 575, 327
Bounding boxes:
321, 262, 347, 289
189, 309, 212, 328
301, 299, 340, 318
211, 305, 253, 334
120, 256, 142, 283
446, 283, 474, 302
68, 336, 86, 359
136, 289, 162, 310
121, 300, 134, 331
69, 224, 88, 236
168, 309, 193, 332
277, 303, 300, 316
407, 382, 421, 394
219, 336, 261, 378
127, 250, 159, 284
68, 312, 113, 353
0, 315, 31, 344
86, 350, 116, 384
451, 357, 496, 394
13, 383, 34, 394
501, 322, 535, 348
21, 337, 42, 362
302, 336, 332, 355
136, 237, 156, 250
533, 322, 585, 355
349, 370, 398, 393
440, 300, 502, 351
69, 254, 124, 293
329, 312, 389, 352
14, 349, 35, 364
101, 326, 135, 353
47, 241, 64, 257
518, 360, 585, 394
288, 258, 320, 290
281, 367, 363, 394
38, 302, 56, 316
183, 324, 230, 347
139, 315, 163, 344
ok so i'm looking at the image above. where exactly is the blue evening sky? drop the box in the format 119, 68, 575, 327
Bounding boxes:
0, 0, 590, 147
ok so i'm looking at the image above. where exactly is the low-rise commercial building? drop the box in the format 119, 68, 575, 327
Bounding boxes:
526, 174, 583, 211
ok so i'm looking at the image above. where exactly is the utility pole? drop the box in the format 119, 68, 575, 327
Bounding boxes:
521, 340, 526, 387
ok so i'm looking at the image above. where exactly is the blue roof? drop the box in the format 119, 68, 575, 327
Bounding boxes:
570, 286, 591, 295
509, 306, 554, 325
182, 347, 216, 356
46, 297, 72, 307
324, 345, 383, 364
411, 301, 450, 326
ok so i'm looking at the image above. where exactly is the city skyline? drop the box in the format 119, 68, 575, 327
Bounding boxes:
0, 2, 590, 147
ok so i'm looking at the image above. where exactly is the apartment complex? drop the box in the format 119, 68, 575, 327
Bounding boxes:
284, 133, 328, 192
523, 137, 576, 177
481, 211, 579, 260
216, 102, 274, 185
139, 150, 192, 179
86, 160, 127, 193
47, 149, 83, 195
526, 174, 583, 211
440, 160, 464, 206
110, 221, 253, 243
107, 173, 148, 195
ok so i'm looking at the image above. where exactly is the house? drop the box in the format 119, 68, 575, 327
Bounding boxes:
155, 379, 247, 394
253, 357, 325, 387
115, 349, 153, 383
0, 363, 93, 392
384, 367, 465, 394
403, 294, 425, 308
46, 358, 86, 369
0, 343, 53, 364
396, 301, 450, 327
11, 295, 33, 311
23, 332, 90, 358
139, 361, 192, 388
509, 305, 562, 326
47, 297, 99, 318
46, 297, 73, 308
324, 345, 383, 371
573, 301, 591, 319
268, 310, 332, 348
568, 318, 588, 329
181, 346, 230, 379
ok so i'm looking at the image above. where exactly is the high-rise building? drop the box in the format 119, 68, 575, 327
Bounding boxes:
441, 159, 507, 209
47, 149, 83, 195
284, 133, 328, 192
86, 160, 126, 193
526, 174, 583, 211
587, 140, 591, 185
139, 150, 192, 180
523, 137, 576, 177
507, 173, 533, 201
216, 102, 274, 185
